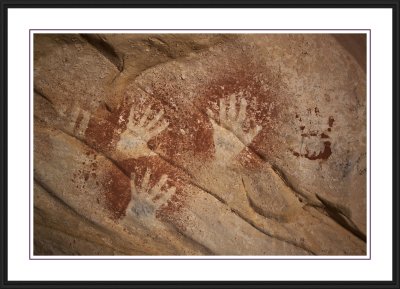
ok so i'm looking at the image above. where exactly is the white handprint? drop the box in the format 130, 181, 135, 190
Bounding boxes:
207, 94, 262, 162
116, 104, 169, 159
219, 94, 262, 145
126, 168, 176, 221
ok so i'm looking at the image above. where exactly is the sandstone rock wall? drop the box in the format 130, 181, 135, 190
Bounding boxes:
34, 33, 367, 255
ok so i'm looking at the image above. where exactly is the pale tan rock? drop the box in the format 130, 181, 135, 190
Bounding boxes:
34, 33, 367, 255
34, 34, 119, 113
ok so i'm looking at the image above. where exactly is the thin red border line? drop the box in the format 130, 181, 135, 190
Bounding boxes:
29, 29, 372, 261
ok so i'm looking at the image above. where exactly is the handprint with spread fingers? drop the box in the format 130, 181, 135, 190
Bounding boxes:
116, 104, 169, 159
207, 94, 262, 162
126, 168, 176, 221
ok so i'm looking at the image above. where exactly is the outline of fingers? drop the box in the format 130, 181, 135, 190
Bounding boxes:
207, 94, 262, 145
130, 169, 176, 211
127, 104, 169, 142
59, 104, 91, 137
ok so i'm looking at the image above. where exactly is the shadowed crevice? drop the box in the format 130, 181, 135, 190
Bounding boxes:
172, 227, 215, 255
229, 207, 316, 255
270, 164, 366, 243
81, 34, 124, 72
315, 194, 366, 242
34, 89, 53, 105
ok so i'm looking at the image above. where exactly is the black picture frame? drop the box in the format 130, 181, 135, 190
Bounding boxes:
0, 1, 399, 288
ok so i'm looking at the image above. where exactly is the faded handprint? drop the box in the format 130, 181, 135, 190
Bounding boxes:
207, 94, 262, 162
58, 104, 91, 138
126, 168, 176, 221
291, 108, 333, 161
116, 104, 169, 159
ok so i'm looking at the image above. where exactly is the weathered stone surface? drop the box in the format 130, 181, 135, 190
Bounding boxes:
34, 33, 367, 255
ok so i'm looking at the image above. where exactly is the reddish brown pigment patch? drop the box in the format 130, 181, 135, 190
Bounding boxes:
292, 151, 300, 157
193, 55, 288, 165
303, 141, 332, 160
84, 104, 129, 155
328, 116, 335, 128
88, 47, 286, 176
82, 90, 198, 220
102, 166, 131, 220
147, 108, 215, 162
301, 132, 318, 137
199, 66, 282, 127
131, 49, 288, 167
292, 112, 334, 161
321, 133, 330, 139
122, 86, 215, 164
72, 148, 99, 191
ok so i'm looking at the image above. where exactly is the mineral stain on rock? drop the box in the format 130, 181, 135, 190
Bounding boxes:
103, 166, 131, 220
33, 33, 367, 256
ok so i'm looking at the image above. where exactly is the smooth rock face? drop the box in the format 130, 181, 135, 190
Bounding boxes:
34, 33, 367, 255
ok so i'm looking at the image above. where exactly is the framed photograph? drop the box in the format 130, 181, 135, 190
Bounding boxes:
1, 1, 399, 288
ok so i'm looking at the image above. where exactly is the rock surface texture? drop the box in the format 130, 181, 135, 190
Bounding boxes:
34, 34, 367, 255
